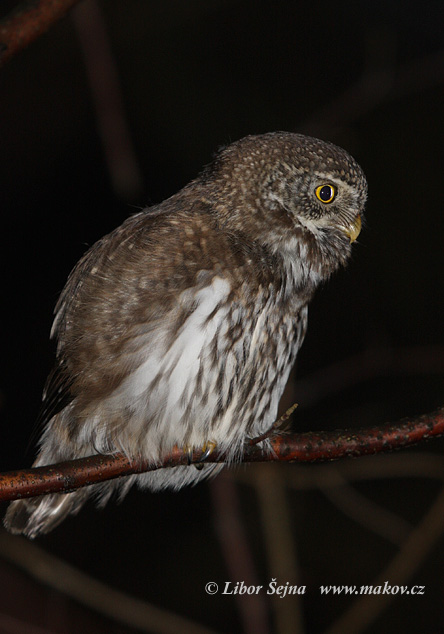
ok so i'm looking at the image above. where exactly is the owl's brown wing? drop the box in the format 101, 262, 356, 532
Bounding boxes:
49, 218, 136, 347
36, 360, 74, 428
40, 200, 282, 433
39, 203, 230, 421
35, 224, 130, 427
32, 211, 153, 430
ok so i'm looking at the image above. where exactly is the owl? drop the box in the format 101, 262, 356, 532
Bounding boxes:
5, 132, 367, 538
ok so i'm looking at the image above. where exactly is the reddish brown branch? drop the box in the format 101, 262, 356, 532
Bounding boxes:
0, 0, 82, 68
1, 407, 443, 503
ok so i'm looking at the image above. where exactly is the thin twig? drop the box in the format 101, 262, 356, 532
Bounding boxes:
324, 484, 444, 634
255, 465, 305, 634
285, 453, 444, 490
0, 532, 221, 634
300, 48, 444, 137
71, 1, 144, 199
0, 407, 443, 503
210, 473, 270, 634
0, 0, 82, 68
0, 612, 56, 634
237, 453, 444, 543
319, 470, 412, 545
295, 345, 444, 408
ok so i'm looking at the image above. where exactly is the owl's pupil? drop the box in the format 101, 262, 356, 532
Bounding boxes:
319, 185, 333, 201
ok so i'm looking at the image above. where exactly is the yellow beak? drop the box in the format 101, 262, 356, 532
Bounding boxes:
342, 214, 362, 243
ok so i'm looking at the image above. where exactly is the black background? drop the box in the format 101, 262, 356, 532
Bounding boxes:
1, 1, 444, 633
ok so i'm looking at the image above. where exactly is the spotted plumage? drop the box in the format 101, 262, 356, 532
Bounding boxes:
5, 132, 367, 537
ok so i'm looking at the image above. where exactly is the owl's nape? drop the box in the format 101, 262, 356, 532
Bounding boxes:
4, 132, 367, 538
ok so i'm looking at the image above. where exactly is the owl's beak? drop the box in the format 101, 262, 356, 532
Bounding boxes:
341, 214, 362, 243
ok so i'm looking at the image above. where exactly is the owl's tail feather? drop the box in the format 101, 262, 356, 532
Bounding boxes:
4, 490, 88, 539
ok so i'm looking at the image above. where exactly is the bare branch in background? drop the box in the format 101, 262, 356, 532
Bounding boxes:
0, 0, 82, 68
324, 484, 444, 634
295, 345, 444, 408
300, 43, 444, 138
72, 1, 144, 199
255, 465, 305, 633
0, 532, 221, 634
210, 473, 270, 634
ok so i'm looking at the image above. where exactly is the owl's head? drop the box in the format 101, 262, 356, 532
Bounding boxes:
201, 132, 367, 279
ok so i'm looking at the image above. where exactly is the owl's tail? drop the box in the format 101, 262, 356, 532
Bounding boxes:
4, 490, 88, 539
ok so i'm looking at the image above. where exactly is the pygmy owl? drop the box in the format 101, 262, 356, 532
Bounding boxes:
5, 132, 367, 538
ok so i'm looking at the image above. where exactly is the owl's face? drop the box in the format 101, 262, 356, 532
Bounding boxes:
204, 132, 367, 278
275, 148, 365, 244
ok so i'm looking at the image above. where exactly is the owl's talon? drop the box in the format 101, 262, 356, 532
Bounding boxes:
199, 440, 217, 462
184, 445, 194, 465
183, 441, 216, 466
193, 441, 217, 470
182, 441, 217, 469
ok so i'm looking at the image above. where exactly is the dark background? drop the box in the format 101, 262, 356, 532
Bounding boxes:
1, 1, 444, 633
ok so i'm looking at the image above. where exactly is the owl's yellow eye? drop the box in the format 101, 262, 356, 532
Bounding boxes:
315, 184, 336, 204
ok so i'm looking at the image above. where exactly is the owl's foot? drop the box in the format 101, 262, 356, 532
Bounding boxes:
249, 403, 299, 446
184, 441, 217, 469
200, 440, 217, 461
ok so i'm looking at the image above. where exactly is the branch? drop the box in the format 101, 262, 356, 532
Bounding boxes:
299, 47, 444, 138
0, 407, 443, 503
0, 532, 221, 634
0, 0, 82, 68
71, 1, 144, 200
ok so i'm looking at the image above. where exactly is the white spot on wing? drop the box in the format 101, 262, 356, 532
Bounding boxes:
98, 276, 232, 459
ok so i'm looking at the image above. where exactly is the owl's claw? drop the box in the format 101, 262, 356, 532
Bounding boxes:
199, 440, 217, 462
184, 445, 194, 466
194, 441, 217, 470
183, 441, 217, 468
